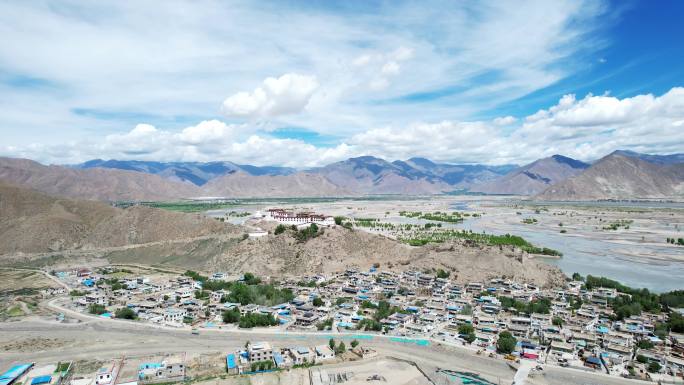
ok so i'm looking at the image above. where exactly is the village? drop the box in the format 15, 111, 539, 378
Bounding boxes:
3, 256, 683, 385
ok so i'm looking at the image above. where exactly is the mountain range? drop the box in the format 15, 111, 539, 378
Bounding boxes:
1, 150, 683, 201
537, 151, 684, 200
75, 159, 295, 186
471, 155, 590, 195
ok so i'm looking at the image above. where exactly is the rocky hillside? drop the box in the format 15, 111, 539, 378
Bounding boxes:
537, 152, 684, 200
101, 223, 566, 288
471, 155, 589, 195
202, 172, 353, 197
309, 156, 454, 194
0, 182, 237, 254
0, 157, 200, 201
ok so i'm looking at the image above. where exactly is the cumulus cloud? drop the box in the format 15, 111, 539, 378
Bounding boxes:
493, 116, 517, 125
221, 73, 319, 119
3, 88, 684, 167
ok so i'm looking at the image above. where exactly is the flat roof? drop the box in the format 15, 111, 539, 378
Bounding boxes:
30, 376, 51, 385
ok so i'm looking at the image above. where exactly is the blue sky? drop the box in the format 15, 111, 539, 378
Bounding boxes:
0, 0, 682, 166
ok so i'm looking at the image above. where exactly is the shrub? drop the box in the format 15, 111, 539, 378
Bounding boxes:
274, 224, 286, 235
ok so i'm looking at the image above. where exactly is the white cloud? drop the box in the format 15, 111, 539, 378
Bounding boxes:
0, 1, 614, 147
352, 54, 372, 67
3, 88, 684, 167
391, 46, 414, 61
493, 116, 517, 125
381, 61, 401, 76
221, 74, 319, 119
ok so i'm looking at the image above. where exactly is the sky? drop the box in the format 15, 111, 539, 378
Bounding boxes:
0, 0, 683, 167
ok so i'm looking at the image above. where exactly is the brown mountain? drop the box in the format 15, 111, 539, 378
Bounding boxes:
536, 152, 684, 200
310, 156, 453, 194
0, 182, 236, 254
202, 171, 353, 197
0, 157, 200, 201
470, 155, 589, 195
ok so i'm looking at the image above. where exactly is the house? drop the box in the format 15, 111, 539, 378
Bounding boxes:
314, 345, 335, 362
94, 363, 119, 385
289, 347, 314, 365
138, 361, 185, 383
247, 342, 273, 363
164, 308, 187, 324
295, 312, 319, 328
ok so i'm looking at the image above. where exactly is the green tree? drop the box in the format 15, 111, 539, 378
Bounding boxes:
636, 355, 648, 364
436, 269, 450, 279
88, 304, 107, 315
351, 339, 359, 348
552, 317, 563, 327
329, 338, 336, 350
496, 331, 517, 354
115, 307, 137, 319
222, 308, 240, 323
647, 361, 661, 373
458, 324, 476, 343
313, 297, 324, 307
334, 216, 345, 226
335, 341, 346, 354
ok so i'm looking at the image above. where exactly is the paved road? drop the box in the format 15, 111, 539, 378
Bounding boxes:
0, 317, 652, 385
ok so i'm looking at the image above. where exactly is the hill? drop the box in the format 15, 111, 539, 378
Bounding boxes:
0, 157, 200, 201
0, 183, 565, 287
470, 155, 589, 195
202, 171, 353, 197
537, 152, 684, 200
0, 182, 236, 254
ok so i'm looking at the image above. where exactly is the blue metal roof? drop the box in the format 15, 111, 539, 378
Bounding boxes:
226, 354, 236, 369
30, 376, 51, 385
0, 364, 33, 385
273, 352, 284, 366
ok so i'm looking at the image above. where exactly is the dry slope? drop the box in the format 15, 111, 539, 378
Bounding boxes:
202, 172, 352, 197
537, 152, 684, 200
0, 182, 236, 254
0, 157, 200, 201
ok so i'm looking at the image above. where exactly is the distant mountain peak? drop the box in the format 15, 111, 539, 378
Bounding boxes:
608, 150, 684, 165
550, 154, 590, 169
407, 157, 437, 168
